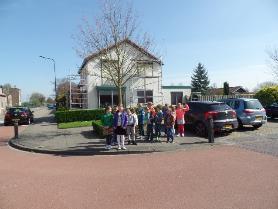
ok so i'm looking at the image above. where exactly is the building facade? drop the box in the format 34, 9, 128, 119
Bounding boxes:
0, 88, 7, 115
78, 39, 191, 109
8, 87, 21, 106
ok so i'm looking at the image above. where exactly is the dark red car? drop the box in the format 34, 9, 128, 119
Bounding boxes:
265, 103, 278, 119
4, 107, 34, 126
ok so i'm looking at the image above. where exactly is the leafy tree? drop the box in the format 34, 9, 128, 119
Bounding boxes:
21, 102, 34, 108
29, 92, 45, 107
254, 86, 278, 106
223, 82, 229, 95
191, 63, 210, 95
254, 81, 277, 92
46, 97, 55, 104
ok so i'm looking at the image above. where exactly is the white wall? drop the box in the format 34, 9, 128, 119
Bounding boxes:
162, 88, 191, 105
83, 42, 163, 108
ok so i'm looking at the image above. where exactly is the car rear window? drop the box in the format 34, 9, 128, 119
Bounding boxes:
9, 108, 25, 113
207, 103, 232, 111
244, 100, 263, 109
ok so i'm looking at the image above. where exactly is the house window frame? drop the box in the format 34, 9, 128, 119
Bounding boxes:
137, 89, 153, 104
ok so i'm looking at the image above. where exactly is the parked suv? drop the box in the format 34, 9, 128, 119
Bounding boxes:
220, 98, 267, 129
185, 101, 238, 137
4, 107, 34, 126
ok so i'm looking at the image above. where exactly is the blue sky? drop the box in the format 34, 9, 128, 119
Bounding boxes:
0, 0, 277, 101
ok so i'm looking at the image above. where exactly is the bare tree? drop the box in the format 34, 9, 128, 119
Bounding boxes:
74, 0, 157, 105
267, 47, 278, 80
253, 81, 277, 92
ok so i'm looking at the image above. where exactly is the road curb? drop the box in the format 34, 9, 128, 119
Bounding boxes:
8, 139, 164, 156
8, 138, 218, 156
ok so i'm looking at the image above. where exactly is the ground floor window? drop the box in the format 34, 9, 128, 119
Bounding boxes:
98, 90, 120, 108
171, 92, 183, 105
137, 90, 153, 104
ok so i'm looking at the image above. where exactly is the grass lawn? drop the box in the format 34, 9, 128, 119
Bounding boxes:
58, 121, 93, 129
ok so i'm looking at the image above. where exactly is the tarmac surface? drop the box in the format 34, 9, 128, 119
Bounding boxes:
9, 108, 278, 157
0, 107, 277, 209
8, 108, 217, 155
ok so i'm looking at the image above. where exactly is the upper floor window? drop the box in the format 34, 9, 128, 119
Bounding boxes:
137, 90, 153, 103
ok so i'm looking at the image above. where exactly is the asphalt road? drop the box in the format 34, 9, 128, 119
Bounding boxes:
0, 108, 277, 209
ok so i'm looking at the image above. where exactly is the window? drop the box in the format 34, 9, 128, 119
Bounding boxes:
137, 90, 153, 103
171, 92, 183, 105
234, 101, 241, 109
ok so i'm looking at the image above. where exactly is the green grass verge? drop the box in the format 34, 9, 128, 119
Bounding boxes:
58, 121, 93, 129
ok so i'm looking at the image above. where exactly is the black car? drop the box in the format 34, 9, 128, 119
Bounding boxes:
185, 101, 238, 137
265, 103, 278, 119
4, 107, 34, 126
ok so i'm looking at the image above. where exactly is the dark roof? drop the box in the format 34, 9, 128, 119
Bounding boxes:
206, 86, 248, 95
96, 85, 126, 91
162, 86, 191, 89
78, 39, 162, 74
188, 101, 224, 105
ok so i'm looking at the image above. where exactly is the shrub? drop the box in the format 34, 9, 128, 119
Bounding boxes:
254, 86, 278, 106
55, 109, 105, 123
91, 120, 105, 138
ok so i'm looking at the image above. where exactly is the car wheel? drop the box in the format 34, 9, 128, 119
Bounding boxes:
253, 124, 262, 129
195, 122, 207, 137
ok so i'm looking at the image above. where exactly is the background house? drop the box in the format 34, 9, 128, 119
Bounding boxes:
0, 88, 7, 115
7, 87, 21, 106
206, 86, 249, 95
162, 86, 191, 105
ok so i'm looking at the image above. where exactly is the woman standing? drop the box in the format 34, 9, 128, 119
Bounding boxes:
113, 104, 128, 150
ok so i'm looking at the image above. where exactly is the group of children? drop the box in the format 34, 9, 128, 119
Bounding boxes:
101, 102, 189, 150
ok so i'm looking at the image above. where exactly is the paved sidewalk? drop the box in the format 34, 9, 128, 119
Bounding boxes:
9, 109, 218, 155
9, 108, 278, 156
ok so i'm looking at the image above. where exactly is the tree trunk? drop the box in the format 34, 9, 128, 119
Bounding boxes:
118, 85, 123, 106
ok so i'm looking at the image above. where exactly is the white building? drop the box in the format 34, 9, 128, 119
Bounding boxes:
78, 39, 191, 108
0, 88, 7, 115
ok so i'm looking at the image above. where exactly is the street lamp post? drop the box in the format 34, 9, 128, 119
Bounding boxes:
39, 56, 57, 99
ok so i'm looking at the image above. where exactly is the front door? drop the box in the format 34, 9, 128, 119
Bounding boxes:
171, 92, 183, 105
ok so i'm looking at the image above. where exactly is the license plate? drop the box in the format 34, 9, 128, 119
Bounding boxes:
224, 124, 233, 129
255, 116, 263, 121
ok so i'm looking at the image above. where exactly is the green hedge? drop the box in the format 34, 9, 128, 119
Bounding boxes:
255, 86, 278, 106
91, 120, 105, 138
55, 109, 105, 123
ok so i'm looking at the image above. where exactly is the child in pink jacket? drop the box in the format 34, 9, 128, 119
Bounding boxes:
175, 103, 189, 137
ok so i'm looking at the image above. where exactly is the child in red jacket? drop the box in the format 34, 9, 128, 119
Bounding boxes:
175, 103, 189, 137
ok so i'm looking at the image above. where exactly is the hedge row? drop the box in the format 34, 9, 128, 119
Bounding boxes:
55, 109, 105, 123
91, 120, 104, 138
255, 86, 278, 106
